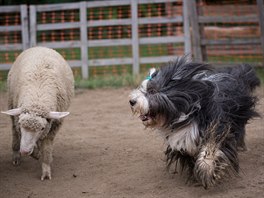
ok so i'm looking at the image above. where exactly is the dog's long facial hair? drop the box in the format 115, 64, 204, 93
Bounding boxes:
129, 57, 260, 188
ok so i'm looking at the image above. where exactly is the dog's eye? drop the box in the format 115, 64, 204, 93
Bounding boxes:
148, 88, 157, 94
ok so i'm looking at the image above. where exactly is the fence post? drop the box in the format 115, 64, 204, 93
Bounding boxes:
20, 5, 29, 50
187, 0, 203, 62
257, 0, 264, 65
29, 5, 37, 47
183, 0, 191, 55
80, 1, 89, 79
131, 0, 139, 75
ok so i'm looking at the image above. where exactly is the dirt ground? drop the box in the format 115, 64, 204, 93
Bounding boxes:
0, 87, 263, 198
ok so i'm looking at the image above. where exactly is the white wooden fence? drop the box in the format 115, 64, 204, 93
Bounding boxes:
0, 0, 263, 79
0, 0, 190, 79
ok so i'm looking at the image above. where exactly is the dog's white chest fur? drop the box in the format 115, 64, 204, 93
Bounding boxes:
164, 122, 200, 156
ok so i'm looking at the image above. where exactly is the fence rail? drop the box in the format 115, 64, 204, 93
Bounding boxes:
0, 0, 263, 79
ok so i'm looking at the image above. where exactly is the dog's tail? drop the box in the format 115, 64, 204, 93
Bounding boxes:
230, 64, 260, 92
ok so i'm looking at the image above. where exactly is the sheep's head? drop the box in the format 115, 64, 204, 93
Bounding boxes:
2, 108, 69, 155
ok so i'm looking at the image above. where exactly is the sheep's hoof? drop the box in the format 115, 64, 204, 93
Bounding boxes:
41, 163, 51, 181
12, 152, 21, 166
41, 173, 51, 181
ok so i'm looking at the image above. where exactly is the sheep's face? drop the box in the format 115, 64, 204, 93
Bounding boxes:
18, 113, 49, 155
2, 107, 70, 155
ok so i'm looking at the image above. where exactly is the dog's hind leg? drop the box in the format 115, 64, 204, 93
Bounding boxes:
236, 127, 247, 151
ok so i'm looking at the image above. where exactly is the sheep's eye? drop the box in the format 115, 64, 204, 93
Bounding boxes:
41, 127, 45, 131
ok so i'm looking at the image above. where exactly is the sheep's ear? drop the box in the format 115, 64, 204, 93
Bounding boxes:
1, 108, 22, 116
48, 111, 70, 119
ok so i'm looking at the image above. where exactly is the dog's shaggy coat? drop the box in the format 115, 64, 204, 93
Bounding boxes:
129, 57, 260, 188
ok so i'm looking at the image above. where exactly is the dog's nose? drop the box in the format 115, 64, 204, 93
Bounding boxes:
129, 99, 136, 106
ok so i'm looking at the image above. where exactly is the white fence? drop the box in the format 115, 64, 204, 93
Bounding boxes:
0, 0, 263, 79
0, 0, 190, 79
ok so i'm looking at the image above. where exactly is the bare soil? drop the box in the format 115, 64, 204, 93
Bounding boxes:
0, 87, 263, 198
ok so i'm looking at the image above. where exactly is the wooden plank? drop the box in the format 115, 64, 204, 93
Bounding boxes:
0, 5, 20, 13
0, 44, 23, 51
187, 0, 202, 61
86, 0, 130, 8
131, 0, 140, 75
140, 36, 184, 44
138, 16, 183, 24
0, 63, 12, 70
197, 0, 207, 61
36, 2, 80, 12
141, 56, 178, 64
201, 38, 261, 45
87, 19, 131, 27
80, 1, 89, 79
138, 0, 180, 4
88, 58, 132, 66
36, 36, 184, 48
36, 41, 81, 49
85, 16, 182, 28
86, 0, 179, 8
37, 22, 80, 31
29, 5, 37, 47
88, 39, 132, 47
0, 25, 21, 32
199, 15, 258, 24
199, 5, 257, 17
20, 5, 30, 50
257, 0, 264, 65
67, 60, 82, 68
183, 0, 191, 55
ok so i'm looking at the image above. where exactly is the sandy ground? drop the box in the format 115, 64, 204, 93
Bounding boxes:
0, 87, 263, 198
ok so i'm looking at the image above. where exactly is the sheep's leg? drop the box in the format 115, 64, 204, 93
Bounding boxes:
11, 117, 21, 166
40, 138, 53, 180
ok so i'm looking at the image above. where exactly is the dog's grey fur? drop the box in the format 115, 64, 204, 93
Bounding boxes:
129, 56, 260, 188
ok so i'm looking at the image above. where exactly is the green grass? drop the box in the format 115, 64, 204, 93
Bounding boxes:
0, 67, 263, 92
0, 80, 7, 91
74, 73, 144, 89
256, 67, 264, 84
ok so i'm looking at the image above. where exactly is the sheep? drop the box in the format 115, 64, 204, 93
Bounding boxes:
1, 46, 74, 180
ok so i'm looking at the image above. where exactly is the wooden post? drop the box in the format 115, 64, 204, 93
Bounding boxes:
165, 2, 174, 55
187, 0, 203, 62
197, 0, 207, 61
29, 5, 37, 47
80, 1, 89, 79
131, 0, 139, 75
183, 0, 191, 55
20, 5, 29, 50
257, 0, 264, 65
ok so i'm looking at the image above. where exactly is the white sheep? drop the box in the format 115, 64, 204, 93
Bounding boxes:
2, 46, 74, 180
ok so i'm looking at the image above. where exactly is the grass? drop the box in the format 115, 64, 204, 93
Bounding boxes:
0, 68, 263, 92
74, 73, 144, 89
74, 67, 264, 89
0, 80, 6, 91
256, 67, 264, 84
0, 45, 263, 90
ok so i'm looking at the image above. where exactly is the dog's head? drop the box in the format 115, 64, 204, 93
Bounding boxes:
129, 57, 214, 129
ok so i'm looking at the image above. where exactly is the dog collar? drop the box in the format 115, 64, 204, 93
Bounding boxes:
146, 76, 152, 80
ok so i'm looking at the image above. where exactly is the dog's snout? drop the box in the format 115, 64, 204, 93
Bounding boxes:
129, 99, 136, 106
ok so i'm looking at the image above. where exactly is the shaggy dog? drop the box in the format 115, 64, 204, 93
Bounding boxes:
129, 57, 260, 188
